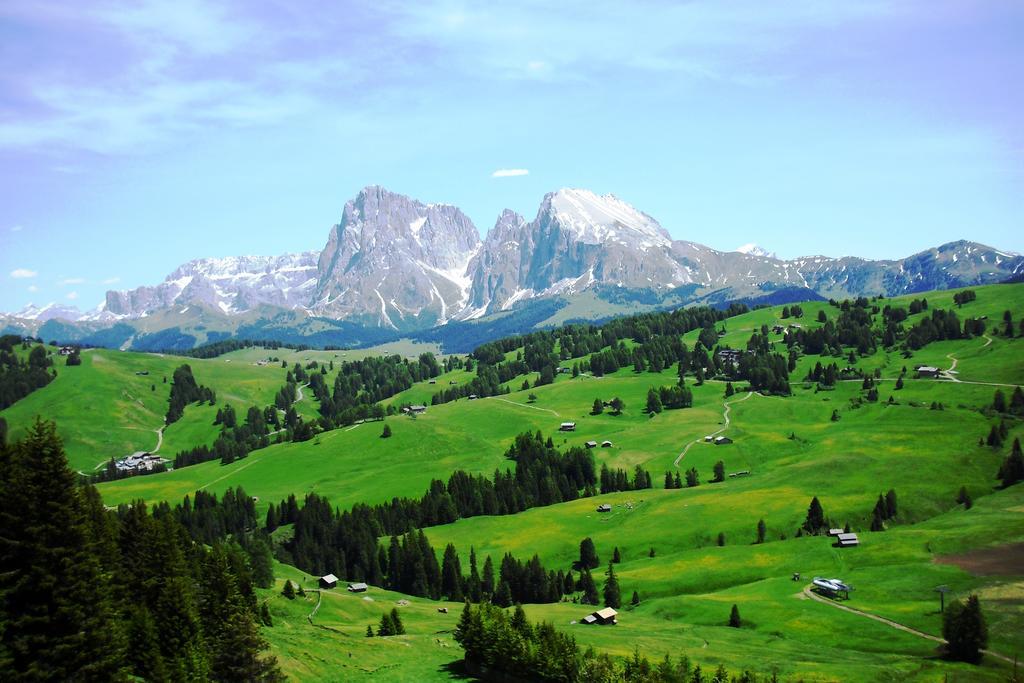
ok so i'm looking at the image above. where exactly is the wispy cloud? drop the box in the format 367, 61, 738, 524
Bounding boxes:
66, 291, 79, 300
10, 268, 37, 279
10, 225, 23, 232
102, 276, 121, 284
27, 285, 39, 292
492, 168, 529, 178
0, 0, 904, 154
60, 277, 86, 285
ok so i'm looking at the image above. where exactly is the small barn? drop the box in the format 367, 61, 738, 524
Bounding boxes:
835, 533, 859, 548
409, 405, 427, 414
827, 528, 845, 537
468, 394, 479, 400
347, 582, 368, 593
585, 440, 598, 448
581, 607, 618, 625
601, 440, 613, 448
320, 574, 339, 589
704, 435, 714, 442
915, 365, 940, 378
772, 324, 785, 334
596, 504, 612, 513
559, 422, 577, 432
714, 436, 733, 445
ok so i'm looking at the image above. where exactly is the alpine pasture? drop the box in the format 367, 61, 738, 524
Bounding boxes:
2, 283, 1023, 681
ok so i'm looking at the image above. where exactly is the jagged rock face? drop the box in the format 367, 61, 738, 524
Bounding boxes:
466, 189, 693, 314
103, 252, 319, 317
14, 187, 1021, 344
312, 186, 481, 329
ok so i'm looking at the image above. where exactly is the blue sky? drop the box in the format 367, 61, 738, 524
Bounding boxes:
1, 0, 1021, 313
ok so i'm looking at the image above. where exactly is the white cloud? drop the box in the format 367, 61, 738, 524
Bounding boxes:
60, 277, 86, 285
102, 276, 121, 284
66, 291, 79, 300
10, 225, 23, 232
10, 268, 37, 278
492, 168, 530, 178
27, 285, 38, 292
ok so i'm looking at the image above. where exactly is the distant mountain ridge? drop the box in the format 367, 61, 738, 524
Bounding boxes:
3, 185, 1022, 350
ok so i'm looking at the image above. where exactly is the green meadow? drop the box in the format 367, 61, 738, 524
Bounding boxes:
4, 282, 1023, 680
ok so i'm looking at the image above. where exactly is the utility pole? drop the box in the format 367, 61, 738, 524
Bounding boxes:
935, 585, 950, 613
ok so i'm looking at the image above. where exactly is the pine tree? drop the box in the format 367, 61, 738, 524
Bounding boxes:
282, 579, 295, 599
481, 555, 495, 597
381, 424, 392, 438
378, 611, 395, 636
603, 562, 621, 608
993, 389, 1007, 413
390, 608, 406, 635
685, 467, 699, 487
729, 604, 742, 628
646, 388, 663, 414
756, 518, 767, 544
0, 419, 126, 681
365, 625, 374, 638
802, 496, 826, 535
493, 580, 512, 607
579, 537, 600, 570
580, 569, 599, 605
612, 547, 621, 563
610, 396, 625, 415
631, 590, 640, 606
942, 595, 988, 663
885, 489, 898, 518
592, 398, 604, 415
713, 460, 725, 483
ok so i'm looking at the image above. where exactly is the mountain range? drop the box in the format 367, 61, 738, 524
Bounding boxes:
4, 186, 1022, 351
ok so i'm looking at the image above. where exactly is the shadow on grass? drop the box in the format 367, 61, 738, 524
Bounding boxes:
439, 659, 477, 680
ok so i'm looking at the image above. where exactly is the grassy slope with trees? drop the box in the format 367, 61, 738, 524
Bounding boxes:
2, 282, 1023, 680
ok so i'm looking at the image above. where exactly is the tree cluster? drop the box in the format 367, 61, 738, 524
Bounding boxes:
165, 364, 216, 424
0, 420, 282, 682
0, 337, 55, 410
455, 601, 764, 682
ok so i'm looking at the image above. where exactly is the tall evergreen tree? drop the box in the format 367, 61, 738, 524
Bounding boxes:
802, 496, 826, 535
579, 537, 600, 570
0, 419, 126, 681
603, 562, 621, 609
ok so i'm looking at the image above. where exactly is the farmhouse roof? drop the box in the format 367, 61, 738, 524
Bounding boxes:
347, 582, 368, 591
595, 607, 618, 620
321, 573, 338, 583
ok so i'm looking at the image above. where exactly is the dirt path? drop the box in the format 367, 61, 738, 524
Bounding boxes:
487, 396, 560, 417
802, 585, 1015, 664
197, 454, 265, 490
673, 391, 752, 468
982, 334, 994, 348
153, 426, 164, 453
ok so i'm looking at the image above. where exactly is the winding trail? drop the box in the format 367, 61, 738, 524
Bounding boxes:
197, 454, 265, 490
673, 391, 753, 468
802, 585, 1015, 665
487, 396, 561, 417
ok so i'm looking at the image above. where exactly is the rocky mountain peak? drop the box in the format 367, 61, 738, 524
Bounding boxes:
539, 188, 672, 248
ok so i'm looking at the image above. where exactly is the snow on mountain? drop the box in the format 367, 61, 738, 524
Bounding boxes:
104, 252, 320, 318
313, 186, 481, 328
736, 243, 777, 259
7, 187, 1021, 344
13, 302, 85, 322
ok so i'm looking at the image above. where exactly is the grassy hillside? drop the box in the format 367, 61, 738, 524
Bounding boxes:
8, 283, 1024, 680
